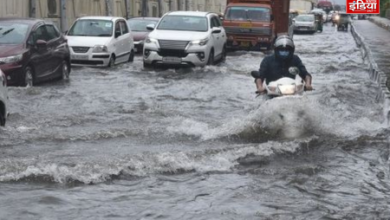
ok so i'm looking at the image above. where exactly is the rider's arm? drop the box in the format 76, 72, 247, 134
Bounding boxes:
295, 56, 313, 89
256, 57, 269, 92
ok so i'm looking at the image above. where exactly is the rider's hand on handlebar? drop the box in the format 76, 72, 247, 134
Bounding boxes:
305, 85, 314, 91
255, 89, 267, 95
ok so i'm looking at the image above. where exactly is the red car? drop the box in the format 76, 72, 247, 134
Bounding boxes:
127, 17, 160, 53
0, 18, 71, 86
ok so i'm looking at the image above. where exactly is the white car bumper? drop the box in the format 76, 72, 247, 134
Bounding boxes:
69, 47, 111, 67
143, 43, 211, 67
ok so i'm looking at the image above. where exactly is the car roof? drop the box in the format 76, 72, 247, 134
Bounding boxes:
77, 16, 124, 21
128, 17, 160, 21
165, 11, 214, 17
0, 17, 48, 26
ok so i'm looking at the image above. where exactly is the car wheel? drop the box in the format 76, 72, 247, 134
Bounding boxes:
207, 50, 214, 66
24, 66, 34, 87
61, 60, 70, 80
108, 55, 115, 67
0, 112, 5, 126
143, 62, 152, 69
129, 50, 135, 62
220, 46, 227, 63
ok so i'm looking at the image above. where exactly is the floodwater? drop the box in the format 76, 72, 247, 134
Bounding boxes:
1, 23, 389, 219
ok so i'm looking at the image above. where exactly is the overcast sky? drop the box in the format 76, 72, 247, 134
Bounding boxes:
331, 0, 346, 5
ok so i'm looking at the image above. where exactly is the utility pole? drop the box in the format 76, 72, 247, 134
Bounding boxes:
157, 0, 163, 17
142, 0, 148, 17
105, 0, 112, 16
125, 0, 130, 19
29, 0, 36, 18
185, 0, 189, 11
60, 0, 67, 32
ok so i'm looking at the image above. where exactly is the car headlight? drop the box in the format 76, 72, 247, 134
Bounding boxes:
92, 45, 108, 53
190, 37, 209, 46
145, 38, 158, 44
0, 54, 23, 64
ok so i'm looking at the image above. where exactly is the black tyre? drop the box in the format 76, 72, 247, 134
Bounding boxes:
129, 50, 135, 62
207, 50, 214, 65
220, 46, 227, 63
61, 60, 70, 80
24, 66, 34, 87
143, 62, 152, 69
108, 55, 115, 67
0, 112, 5, 126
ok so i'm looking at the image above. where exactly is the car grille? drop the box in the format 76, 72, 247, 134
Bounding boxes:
158, 40, 189, 50
72, 47, 90, 53
224, 27, 272, 35
157, 49, 188, 58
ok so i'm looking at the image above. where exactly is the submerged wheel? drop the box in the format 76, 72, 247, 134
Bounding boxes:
207, 50, 214, 65
61, 60, 70, 80
24, 66, 34, 87
108, 55, 115, 67
129, 50, 135, 62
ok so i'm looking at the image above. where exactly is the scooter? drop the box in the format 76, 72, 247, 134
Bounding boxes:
251, 67, 305, 99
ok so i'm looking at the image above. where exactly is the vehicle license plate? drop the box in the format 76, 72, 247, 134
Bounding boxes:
162, 57, 181, 64
71, 54, 88, 60
240, 41, 250, 47
239, 23, 252, 28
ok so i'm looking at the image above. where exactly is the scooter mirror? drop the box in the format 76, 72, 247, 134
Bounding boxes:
251, 71, 260, 78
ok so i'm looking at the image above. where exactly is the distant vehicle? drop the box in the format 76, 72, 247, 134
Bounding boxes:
0, 68, 8, 126
0, 18, 71, 87
335, 12, 350, 31
143, 11, 227, 68
293, 14, 317, 34
223, 0, 293, 51
66, 16, 135, 67
317, 0, 333, 13
127, 17, 160, 53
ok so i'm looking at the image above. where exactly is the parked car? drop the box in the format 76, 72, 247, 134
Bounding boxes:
0, 18, 71, 87
66, 16, 135, 67
293, 14, 318, 34
127, 17, 160, 53
0, 68, 8, 126
143, 11, 227, 68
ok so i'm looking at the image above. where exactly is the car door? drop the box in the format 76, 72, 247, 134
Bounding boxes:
119, 20, 132, 58
210, 16, 223, 58
113, 20, 127, 63
29, 25, 54, 80
44, 24, 63, 75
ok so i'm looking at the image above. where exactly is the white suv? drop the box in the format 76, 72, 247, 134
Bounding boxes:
0, 69, 8, 126
66, 16, 135, 67
143, 11, 227, 68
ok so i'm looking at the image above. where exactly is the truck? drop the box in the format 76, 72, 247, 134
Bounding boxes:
222, 0, 292, 51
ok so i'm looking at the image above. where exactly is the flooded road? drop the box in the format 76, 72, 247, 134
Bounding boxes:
1, 23, 390, 219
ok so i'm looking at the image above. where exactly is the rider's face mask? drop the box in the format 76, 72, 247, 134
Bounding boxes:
278, 49, 290, 58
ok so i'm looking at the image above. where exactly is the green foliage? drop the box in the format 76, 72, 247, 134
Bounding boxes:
380, 0, 390, 17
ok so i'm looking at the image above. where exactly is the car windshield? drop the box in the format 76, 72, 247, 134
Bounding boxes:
225, 7, 270, 21
128, 19, 158, 32
157, 15, 208, 32
0, 23, 29, 44
68, 19, 113, 37
296, 15, 314, 22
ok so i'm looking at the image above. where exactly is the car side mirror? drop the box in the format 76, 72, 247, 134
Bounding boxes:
36, 39, 47, 50
146, 24, 155, 31
251, 71, 260, 78
115, 30, 121, 38
212, 27, 221, 34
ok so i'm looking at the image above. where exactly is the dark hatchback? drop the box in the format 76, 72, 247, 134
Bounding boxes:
127, 17, 160, 53
0, 18, 71, 86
